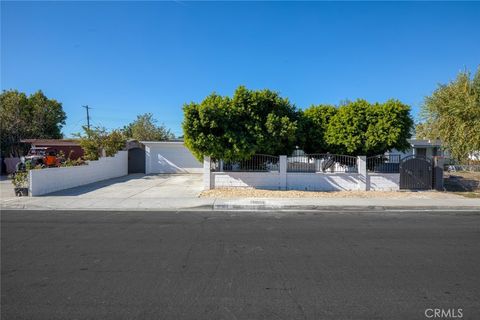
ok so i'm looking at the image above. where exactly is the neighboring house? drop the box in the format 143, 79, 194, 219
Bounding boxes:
21, 139, 84, 160
388, 139, 448, 159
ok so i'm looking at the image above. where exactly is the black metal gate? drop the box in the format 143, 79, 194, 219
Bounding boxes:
128, 147, 145, 174
399, 156, 433, 190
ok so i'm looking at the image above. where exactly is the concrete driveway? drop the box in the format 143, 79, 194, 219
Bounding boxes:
1, 174, 210, 211
1, 176, 15, 200
45, 173, 204, 198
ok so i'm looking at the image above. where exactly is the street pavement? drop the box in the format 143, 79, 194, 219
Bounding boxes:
2, 209, 480, 319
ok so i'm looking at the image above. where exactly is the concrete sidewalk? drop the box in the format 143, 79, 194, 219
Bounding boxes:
212, 197, 480, 211
2, 172, 479, 211
2, 195, 479, 211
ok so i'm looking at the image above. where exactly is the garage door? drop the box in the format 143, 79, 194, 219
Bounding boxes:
143, 142, 203, 174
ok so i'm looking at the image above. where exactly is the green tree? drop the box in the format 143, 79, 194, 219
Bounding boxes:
325, 99, 370, 154
325, 99, 413, 155
416, 68, 480, 161
28, 91, 66, 139
183, 93, 250, 161
0, 90, 29, 157
0, 90, 66, 156
77, 126, 126, 160
103, 130, 127, 157
365, 99, 413, 154
122, 113, 174, 141
230, 86, 299, 156
300, 105, 337, 153
182, 86, 299, 161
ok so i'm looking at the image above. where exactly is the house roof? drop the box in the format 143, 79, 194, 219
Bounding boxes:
407, 139, 442, 147
21, 139, 81, 147
140, 140, 184, 145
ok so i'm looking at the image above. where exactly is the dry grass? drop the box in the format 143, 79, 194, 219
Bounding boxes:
200, 188, 461, 199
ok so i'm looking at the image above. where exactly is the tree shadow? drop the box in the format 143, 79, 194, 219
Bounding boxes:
444, 173, 480, 195
44, 174, 168, 196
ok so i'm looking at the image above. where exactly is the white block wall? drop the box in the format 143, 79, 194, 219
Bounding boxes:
143, 142, 202, 174
207, 155, 401, 192
29, 151, 128, 196
211, 172, 400, 192
369, 173, 400, 191
286, 173, 362, 191
212, 172, 281, 189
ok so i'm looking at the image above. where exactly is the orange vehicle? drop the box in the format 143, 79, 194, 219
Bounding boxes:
44, 151, 58, 167
16, 148, 61, 172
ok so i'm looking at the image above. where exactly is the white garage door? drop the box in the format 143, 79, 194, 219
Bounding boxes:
143, 142, 203, 174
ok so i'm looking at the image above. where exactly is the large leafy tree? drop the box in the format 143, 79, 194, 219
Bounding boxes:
416, 68, 480, 161
183, 86, 299, 161
0, 90, 66, 157
300, 105, 337, 153
28, 91, 66, 139
0, 91, 29, 157
122, 113, 174, 141
325, 99, 370, 154
365, 99, 413, 154
231, 86, 299, 155
325, 99, 413, 155
183, 93, 249, 161
183, 87, 413, 159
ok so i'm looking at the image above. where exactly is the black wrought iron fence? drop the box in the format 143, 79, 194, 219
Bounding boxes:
367, 154, 401, 173
287, 153, 358, 173
211, 154, 280, 172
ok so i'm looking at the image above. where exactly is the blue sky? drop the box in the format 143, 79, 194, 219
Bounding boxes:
2, 1, 479, 138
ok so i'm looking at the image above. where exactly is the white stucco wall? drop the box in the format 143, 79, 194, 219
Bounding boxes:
369, 173, 400, 191
212, 172, 281, 189
29, 151, 128, 196
143, 142, 202, 174
206, 157, 401, 192
212, 172, 367, 191
287, 173, 362, 191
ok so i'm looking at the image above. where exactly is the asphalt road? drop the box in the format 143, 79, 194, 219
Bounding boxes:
2, 209, 480, 320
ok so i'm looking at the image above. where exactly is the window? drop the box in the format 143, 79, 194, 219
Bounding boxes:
416, 148, 426, 157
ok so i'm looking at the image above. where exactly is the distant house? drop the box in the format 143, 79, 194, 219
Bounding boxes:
21, 139, 84, 160
388, 139, 448, 159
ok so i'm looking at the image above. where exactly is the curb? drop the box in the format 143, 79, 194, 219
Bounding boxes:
212, 203, 480, 212
2, 203, 479, 212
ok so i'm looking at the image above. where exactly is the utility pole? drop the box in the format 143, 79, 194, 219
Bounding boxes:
82, 105, 91, 130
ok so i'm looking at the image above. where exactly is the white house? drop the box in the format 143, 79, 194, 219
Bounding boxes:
388, 139, 447, 158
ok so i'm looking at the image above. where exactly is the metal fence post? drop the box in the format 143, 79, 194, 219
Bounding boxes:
203, 156, 212, 190
279, 155, 287, 190
357, 156, 369, 191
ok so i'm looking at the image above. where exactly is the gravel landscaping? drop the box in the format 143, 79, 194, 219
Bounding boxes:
200, 188, 464, 199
